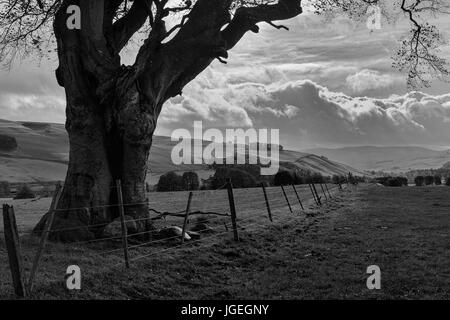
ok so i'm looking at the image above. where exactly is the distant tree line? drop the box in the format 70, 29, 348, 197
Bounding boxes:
273, 170, 329, 186
156, 171, 200, 192
414, 175, 445, 186
155, 166, 367, 192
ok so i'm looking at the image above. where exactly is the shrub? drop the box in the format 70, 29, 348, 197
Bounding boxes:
434, 175, 442, 185
273, 170, 294, 186
424, 175, 434, 186
0, 134, 18, 151
385, 177, 405, 187
0, 181, 10, 197
310, 173, 324, 184
211, 167, 257, 189
332, 175, 346, 184
14, 184, 35, 199
182, 172, 199, 191
157, 171, 183, 192
446, 177, 450, 186
414, 176, 424, 186
377, 176, 407, 187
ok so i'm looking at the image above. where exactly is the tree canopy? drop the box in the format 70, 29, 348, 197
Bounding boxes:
1, 0, 449, 89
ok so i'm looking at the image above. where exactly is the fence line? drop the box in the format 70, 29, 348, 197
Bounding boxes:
1, 181, 344, 297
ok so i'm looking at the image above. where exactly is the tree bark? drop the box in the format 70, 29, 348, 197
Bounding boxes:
33, 1, 158, 242
34, 71, 159, 242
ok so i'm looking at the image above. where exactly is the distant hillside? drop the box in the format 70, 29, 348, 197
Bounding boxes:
305, 146, 450, 173
0, 119, 364, 183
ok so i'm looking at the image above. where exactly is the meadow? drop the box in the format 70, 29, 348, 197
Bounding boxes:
1, 184, 449, 299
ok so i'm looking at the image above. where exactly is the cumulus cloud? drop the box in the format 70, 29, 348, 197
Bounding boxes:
159, 77, 450, 149
1, 12, 449, 150
346, 69, 403, 95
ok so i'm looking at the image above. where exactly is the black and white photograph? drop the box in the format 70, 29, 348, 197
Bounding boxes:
0, 0, 450, 308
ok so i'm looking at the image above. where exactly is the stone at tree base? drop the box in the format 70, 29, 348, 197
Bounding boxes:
157, 226, 191, 241
113, 215, 138, 233
103, 215, 139, 238
187, 230, 201, 240
103, 221, 123, 238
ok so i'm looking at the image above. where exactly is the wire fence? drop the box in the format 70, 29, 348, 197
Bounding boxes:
1, 180, 346, 297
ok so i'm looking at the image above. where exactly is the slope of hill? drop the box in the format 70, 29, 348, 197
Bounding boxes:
0, 119, 363, 183
305, 146, 450, 173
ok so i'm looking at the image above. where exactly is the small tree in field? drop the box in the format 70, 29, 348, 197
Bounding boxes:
434, 175, 442, 185
424, 176, 434, 186
445, 177, 450, 186
157, 172, 183, 192
0, 181, 11, 197
273, 170, 294, 186
182, 172, 200, 191
211, 167, 257, 189
414, 176, 424, 186
14, 184, 35, 200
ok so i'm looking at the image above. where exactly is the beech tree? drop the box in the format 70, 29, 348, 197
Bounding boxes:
0, 0, 449, 241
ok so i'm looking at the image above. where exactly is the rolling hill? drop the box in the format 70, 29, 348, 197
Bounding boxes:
0, 119, 365, 184
305, 146, 450, 173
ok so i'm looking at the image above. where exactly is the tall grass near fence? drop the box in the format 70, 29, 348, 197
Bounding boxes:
1, 180, 342, 298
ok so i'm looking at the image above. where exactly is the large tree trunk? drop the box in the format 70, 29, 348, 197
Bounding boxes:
34, 76, 158, 242
33, 1, 163, 242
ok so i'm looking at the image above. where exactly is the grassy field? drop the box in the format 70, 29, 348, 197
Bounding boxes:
1, 184, 450, 299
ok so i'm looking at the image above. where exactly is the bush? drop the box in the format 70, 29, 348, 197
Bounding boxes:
14, 184, 35, 199
157, 172, 183, 192
0, 134, 18, 151
434, 175, 442, 185
182, 172, 200, 191
386, 177, 407, 187
273, 170, 295, 186
424, 176, 434, 186
0, 181, 10, 197
445, 177, 450, 186
210, 167, 257, 189
377, 176, 407, 187
332, 175, 346, 184
310, 173, 324, 184
414, 176, 424, 186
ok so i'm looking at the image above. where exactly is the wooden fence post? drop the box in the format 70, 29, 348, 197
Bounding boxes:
181, 192, 193, 244
27, 182, 62, 294
325, 183, 332, 198
291, 184, 304, 210
312, 183, 322, 205
309, 183, 318, 205
226, 179, 239, 241
116, 180, 130, 269
2, 205, 26, 297
320, 183, 328, 201
261, 183, 273, 222
281, 185, 293, 214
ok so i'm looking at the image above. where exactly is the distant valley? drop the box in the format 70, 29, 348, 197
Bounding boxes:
305, 146, 450, 173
